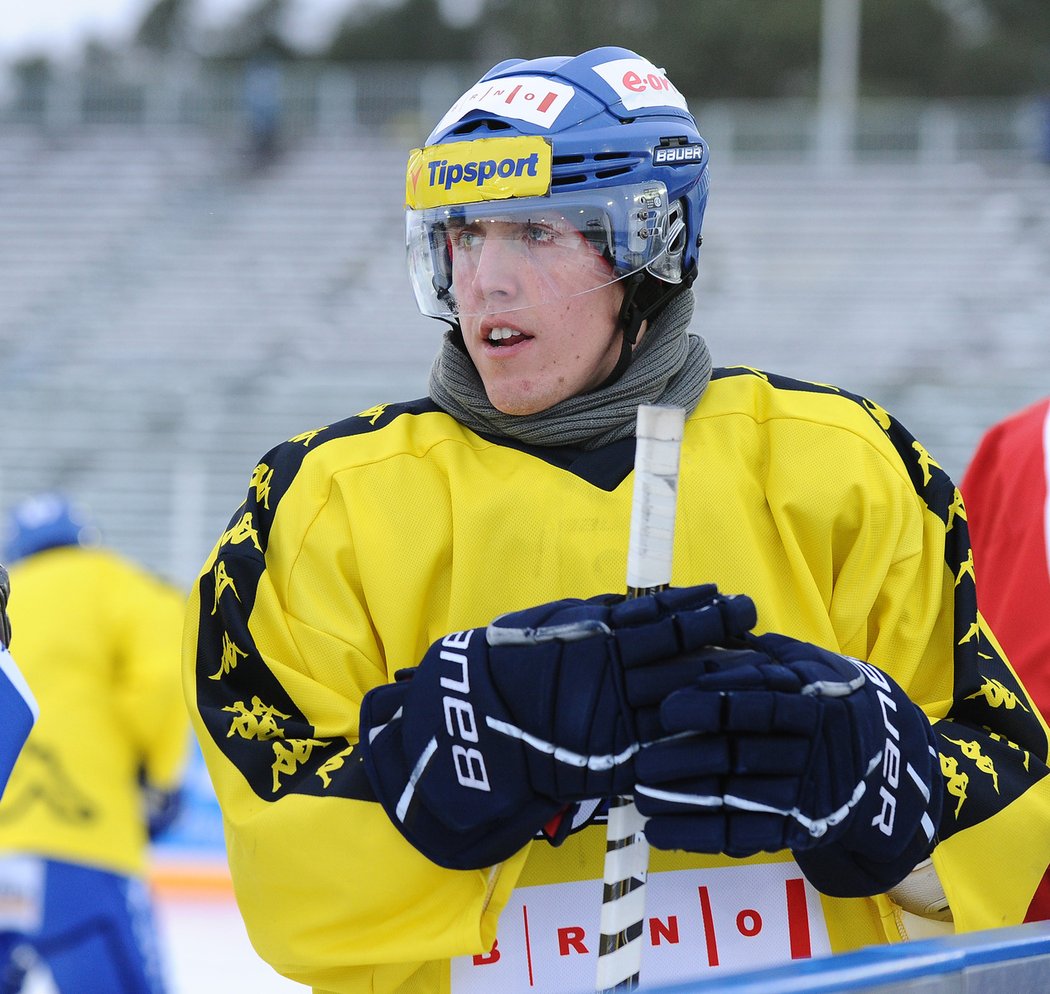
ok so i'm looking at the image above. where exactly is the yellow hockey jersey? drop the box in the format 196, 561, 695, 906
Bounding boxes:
1, 546, 190, 877
184, 368, 1050, 993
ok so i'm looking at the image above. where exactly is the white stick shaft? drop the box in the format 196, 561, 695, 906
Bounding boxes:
596, 405, 686, 993
627, 406, 687, 591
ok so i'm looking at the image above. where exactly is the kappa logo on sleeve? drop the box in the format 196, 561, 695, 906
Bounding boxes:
405, 136, 552, 209
592, 57, 689, 112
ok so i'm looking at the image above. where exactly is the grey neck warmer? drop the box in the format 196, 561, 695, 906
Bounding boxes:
427, 289, 712, 450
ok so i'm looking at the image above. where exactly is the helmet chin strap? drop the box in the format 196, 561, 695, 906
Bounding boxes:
592, 268, 696, 392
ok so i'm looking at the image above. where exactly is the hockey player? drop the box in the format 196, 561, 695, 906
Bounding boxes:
0, 494, 188, 994
184, 47, 1050, 994
0, 563, 37, 799
962, 397, 1050, 717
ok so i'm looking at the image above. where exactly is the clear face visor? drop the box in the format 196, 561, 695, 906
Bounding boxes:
406, 181, 683, 320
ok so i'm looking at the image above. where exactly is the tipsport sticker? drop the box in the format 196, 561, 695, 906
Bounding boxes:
450, 862, 831, 993
405, 136, 552, 210
432, 75, 575, 135
592, 57, 689, 113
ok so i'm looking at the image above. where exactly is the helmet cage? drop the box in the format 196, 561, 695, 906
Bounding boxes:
407, 180, 684, 320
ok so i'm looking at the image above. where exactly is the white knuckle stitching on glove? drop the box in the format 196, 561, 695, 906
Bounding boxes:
486, 716, 639, 770
635, 749, 881, 841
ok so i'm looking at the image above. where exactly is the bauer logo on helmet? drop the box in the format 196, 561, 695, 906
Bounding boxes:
653, 144, 706, 165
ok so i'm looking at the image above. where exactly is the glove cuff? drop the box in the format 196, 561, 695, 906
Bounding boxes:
795, 810, 940, 897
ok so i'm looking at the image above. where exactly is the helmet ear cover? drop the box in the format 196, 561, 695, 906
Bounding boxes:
593, 245, 698, 393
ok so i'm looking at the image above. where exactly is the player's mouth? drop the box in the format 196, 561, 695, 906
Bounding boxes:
483, 325, 533, 349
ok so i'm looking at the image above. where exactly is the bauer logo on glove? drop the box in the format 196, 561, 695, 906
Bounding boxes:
632, 632, 943, 896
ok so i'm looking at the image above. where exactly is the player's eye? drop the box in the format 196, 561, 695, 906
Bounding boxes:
449, 226, 481, 251
522, 222, 558, 245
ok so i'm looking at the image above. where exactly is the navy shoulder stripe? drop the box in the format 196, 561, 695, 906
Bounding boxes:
224, 397, 441, 559
714, 366, 956, 521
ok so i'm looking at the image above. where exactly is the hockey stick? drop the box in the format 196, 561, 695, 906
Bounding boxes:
595, 404, 686, 993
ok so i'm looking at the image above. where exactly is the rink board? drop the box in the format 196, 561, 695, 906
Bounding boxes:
153, 743, 1050, 991
643, 920, 1050, 993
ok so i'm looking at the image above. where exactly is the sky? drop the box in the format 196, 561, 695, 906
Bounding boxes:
0, 0, 363, 61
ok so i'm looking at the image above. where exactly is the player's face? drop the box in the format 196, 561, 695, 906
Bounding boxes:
450, 215, 626, 416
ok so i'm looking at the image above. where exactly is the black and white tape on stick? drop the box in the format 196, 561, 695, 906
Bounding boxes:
596, 404, 686, 993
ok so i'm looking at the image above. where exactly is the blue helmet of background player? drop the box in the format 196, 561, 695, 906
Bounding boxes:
2, 494, 100, 564
406, 46, 709, 368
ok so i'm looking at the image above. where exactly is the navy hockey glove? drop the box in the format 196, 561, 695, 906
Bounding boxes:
633, 633, 943, 897
142, 783, 184, 841
359, 585, 757, 870
0, 563, 10, 647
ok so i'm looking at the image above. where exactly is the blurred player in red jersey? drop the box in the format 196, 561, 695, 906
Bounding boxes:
962, 397, 1050, 717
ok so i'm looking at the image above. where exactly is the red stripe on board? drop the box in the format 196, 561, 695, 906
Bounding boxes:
522, 904, 534, 987
786, 877, 813, 959
697, 886, 719, 967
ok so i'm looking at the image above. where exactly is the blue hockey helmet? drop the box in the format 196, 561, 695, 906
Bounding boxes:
406, 46, 709, 338
2, 493, 100, 564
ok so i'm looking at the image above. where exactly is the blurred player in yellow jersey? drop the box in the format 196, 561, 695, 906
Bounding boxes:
0, 494, 189, 994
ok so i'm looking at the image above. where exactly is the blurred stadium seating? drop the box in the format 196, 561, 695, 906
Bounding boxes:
1, 91, 1048, 587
